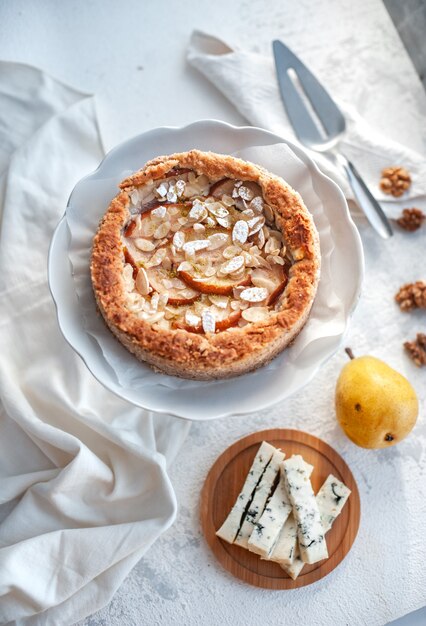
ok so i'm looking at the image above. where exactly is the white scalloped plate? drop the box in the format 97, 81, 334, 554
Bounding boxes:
48, 120, 363, 420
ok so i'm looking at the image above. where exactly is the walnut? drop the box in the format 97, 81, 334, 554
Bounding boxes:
404, 333, 426, 367
395, 281, 426, 311
396, 208, 425, 231
380, 166, 411, 197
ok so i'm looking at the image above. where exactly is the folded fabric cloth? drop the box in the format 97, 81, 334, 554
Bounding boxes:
187, 31, 426, 212
0, 62, 190, 625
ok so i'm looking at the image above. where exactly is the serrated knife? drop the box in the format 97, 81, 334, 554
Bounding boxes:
272, 39, 393, 239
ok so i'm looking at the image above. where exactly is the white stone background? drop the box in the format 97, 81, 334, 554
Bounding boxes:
0, 0, 425, 624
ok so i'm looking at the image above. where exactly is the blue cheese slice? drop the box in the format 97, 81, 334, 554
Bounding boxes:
234, 449, 285, 548
281, 545, 305, 580
215, 441, 276, 544
316, 474, 351, 532
281, 474, 351, 579
247, 471, 292, 557
264, 457, 313, 564
273, 513, 298, 564
282, 455, 328, 564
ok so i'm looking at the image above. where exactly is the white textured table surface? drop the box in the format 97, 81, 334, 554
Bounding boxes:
1, 1, 426, 625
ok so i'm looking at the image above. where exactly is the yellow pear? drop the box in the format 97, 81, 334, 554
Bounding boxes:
335, 351, 418, 449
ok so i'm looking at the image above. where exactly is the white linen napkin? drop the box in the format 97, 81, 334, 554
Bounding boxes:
187, 31, 426, 212
0, 62, 190, 625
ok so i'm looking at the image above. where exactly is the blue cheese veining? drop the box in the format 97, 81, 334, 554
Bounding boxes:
282, 455, 328, 564
234, 449, 285, 548
215, 441, 276, 544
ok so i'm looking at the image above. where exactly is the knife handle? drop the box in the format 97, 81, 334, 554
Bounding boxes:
337, 153, 393, 239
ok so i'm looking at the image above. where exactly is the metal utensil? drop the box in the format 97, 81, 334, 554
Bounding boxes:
272, 39, 393, 239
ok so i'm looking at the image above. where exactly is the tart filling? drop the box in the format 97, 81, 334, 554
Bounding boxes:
91, 150, 320, 380
121, 170, 291, 334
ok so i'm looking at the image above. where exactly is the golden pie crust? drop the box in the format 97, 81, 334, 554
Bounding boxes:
91, 150, 320, 380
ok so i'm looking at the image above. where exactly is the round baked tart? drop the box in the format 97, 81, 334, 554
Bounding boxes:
91, 150, 320, 380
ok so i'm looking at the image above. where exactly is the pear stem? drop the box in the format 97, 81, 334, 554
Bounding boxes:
345, 347, 355, 360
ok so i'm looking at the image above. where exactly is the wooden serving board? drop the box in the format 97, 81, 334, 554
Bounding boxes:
200, 429, 360, 589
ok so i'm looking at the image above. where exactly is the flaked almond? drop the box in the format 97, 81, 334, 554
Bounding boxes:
175, 179, 185, 196
185, 310, 201, 327
251, 270, 277, 292
173, 231, 185, 250
134, 238, 156, 252
135, 267, 150, 295
255, 255, 272, 270
152, 205, 167, 219
249, 196, 264, 213
158, 293, 169, 308
204, 266, 217, 277
229, 266, 247, 280
193, 223, 205, 232
241, 251, 255, 266
178, 216, 188, 226
242, 306, 269, 322
140, 220, 156, 237
180, 288, 199, 299
263, 204, 274, 222
223, 245, 241, 259
220, 255, 245, 275
188, 202, 207, 221
170, 277, 187, 290
126, 297, 144, 314
238, 185, 254, 201
208, 232, 230, 250
256, 228, 265, 249
166, 185, 177, 203
209, 295, 229, 309
232, 220, 249, 245
162, 278, 174, 290
240, 287, 268, 302
161, 256, 172, 271
154, 318, 171, 331
146, 248, 167, 267
146, 311, 165, 324
177, 261, 193, 272
265, 237, 280, 254
216, 215, 232, 228
183, 239, 211, 255
242, 208, 255, 218
123, 264, 135, 291
154, 221, 170, 239
247, 216, 265, 235
206, 216, 216, 227
221, 194, 234, 207
155, 183, 168, 199
207, 203, 229, 218
202, 309, 216, 333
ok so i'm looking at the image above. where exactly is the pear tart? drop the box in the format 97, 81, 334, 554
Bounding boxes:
91, 150, 320, 380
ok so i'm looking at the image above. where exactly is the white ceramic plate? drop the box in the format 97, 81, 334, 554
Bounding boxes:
48, 120, 363, 420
